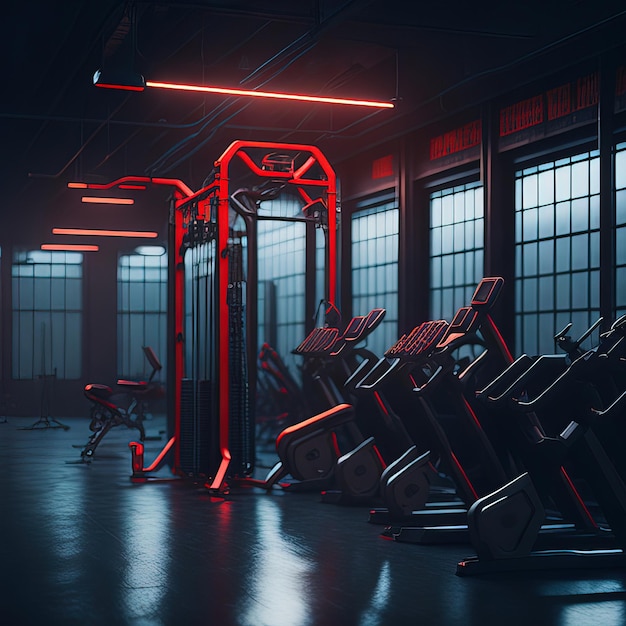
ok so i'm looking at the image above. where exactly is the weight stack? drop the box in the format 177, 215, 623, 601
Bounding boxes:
178, 378, 216, 479
227, 240, 255, 477
228, 292, 254, 477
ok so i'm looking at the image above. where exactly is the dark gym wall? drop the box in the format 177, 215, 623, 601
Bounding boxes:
336, 54, 626, 359
2, 51, 626, 418
0, 182, 170, 417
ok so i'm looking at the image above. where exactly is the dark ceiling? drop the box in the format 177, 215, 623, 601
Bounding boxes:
3, 0, 626, 209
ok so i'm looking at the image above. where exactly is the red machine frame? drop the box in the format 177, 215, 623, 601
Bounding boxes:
73, 140, 338, 491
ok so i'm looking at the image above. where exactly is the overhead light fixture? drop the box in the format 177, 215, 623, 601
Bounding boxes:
93, 68, 145, 92
145, 80, 394, 108
90, 72, 393, 108
135, 245, 166, 256
81, 196, 135, 205
53, 228, 158, 238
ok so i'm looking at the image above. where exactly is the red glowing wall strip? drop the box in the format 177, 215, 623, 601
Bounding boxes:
81, 197, 135, 205
52, 228, 158, 238
41, 244, 99, 251
146, 80, 395, 108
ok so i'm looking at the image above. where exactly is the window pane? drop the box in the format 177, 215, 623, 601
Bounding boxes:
429, 181, 484, 322
256, 194, 309, 376
538, 169, 555, 205
538, 204, 555, 239
118, 251, 167, 380
538, 240, 554, 274
351, 190, 399, 357
515, 151, 599, 355
615, 144, 626, 316
12, 250, 83, 379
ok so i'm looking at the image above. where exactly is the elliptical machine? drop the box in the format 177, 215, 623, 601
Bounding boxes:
236, 307, 387, 494
457, 315, 626, 575
324, 318, 450, 508
352, 277, 517, 535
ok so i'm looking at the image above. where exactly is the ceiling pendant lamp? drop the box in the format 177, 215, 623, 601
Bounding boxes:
93, 68, 146, 92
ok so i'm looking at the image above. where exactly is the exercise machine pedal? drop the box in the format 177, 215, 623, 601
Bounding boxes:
321, 436, 385, 504
369, 447, 435, 522
456, 471, 626, 576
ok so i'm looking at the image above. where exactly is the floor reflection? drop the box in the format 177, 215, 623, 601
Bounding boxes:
6, 416, 626, 626
39, 474, 85, 586
240, 498, 314, 626
539, 577, 626, 626
120, 486, 172, 621
357, 560, 391, 626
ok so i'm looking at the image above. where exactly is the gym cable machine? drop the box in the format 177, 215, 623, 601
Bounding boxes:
78, 141, 338, 493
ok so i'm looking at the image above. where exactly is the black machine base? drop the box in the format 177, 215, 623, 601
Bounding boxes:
457, 548, 626, 576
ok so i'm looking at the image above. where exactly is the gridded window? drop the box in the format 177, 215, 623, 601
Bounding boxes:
429, 182, 484, 321
351, 190, 399, 357
118, 247, 167, 380
616, 142, 626, 319
257, 195, 307, 375
12, 250, 83, 379
515, 150, 600, 356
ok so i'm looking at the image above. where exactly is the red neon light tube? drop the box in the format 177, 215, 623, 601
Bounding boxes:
41, 244, 100, 251
81, 197, 135, 205
146, 81, 395, 108
52, 228, 158, 238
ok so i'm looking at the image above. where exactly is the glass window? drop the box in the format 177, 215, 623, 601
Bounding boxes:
515, 150, 600, 356
257, 195, 308, 376
616, 142, 626, 318
351, 190, 399, 357
117, 247, 167, 380
12, 250, 83, 379
429, 181, 484, 321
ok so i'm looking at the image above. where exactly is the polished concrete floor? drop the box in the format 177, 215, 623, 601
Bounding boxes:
2, 413, 626, 626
